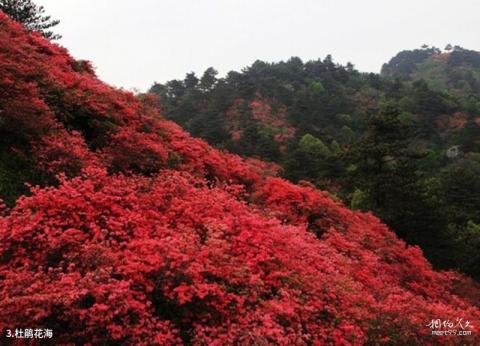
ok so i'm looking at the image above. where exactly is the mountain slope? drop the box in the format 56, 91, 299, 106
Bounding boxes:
150, 49, 480, 281
0, 13, 479, 345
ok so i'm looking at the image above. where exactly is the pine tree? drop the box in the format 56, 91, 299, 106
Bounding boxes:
348, 104, 432, 240
0, 0, 61, 39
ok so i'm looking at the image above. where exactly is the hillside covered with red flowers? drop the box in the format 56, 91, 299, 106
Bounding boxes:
0, 12, 479, 345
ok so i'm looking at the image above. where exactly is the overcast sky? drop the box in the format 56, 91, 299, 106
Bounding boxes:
37, 0, 480, 91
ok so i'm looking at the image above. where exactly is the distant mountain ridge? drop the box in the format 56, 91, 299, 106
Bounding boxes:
381, 46, 480, 97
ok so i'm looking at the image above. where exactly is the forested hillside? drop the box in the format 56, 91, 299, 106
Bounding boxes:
382, 45, 480, 98
150, 47, 480, 281
1, 11, 479, 344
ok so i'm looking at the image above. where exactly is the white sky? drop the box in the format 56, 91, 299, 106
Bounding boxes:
36, 0, 480, 91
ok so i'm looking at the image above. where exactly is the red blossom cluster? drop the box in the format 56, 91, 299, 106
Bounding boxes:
225, 97, 295, 144
435, 112, 468, 130
431, 52, 451, 64
0, 12, 480, 345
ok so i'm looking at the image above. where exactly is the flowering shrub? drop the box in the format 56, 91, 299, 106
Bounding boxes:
32, 130, 98, 176
225, 97, 295, 144
0, 11, 479, 345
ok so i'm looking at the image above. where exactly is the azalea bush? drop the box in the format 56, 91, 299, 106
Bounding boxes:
0, 11, 479, 345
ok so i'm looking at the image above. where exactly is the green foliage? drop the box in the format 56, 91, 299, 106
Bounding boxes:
310, 80, 325, 93
398, 111, 416, 125
448, 221, 480, 279
330, 140, 342, 155
339, 126, 355, 144
347, 105, 438, 245
383, 45, 480, 99
413, 59, 448, 91
0, 149, 38, 206
438, 159, 480, 224
0, 0, 60, 39
460, 117, 480, 152
335, 113, 352, 125
350, 188, 368, 211
200, 67, 218, 91
398, 96, 415, 113
299, 134, 330, 157
381, 48, 435, 77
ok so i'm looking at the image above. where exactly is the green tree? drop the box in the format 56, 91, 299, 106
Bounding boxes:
299, 134, 330, 157
330, 140, 342, 155
285, 134, 333, 187
339, 126, 355, 144
0, 0, 61, 39
450, 221, 480, 280
350, 188, 368, 210
348, 104, 432, 241
200, 67, 218, 92
184, 72, 199, 90
438, 159, 480, 225
460, 116, 480, 152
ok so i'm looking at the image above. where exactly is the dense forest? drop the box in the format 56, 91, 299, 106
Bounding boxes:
150, 47, 480, 280
1, 1, 480, 344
